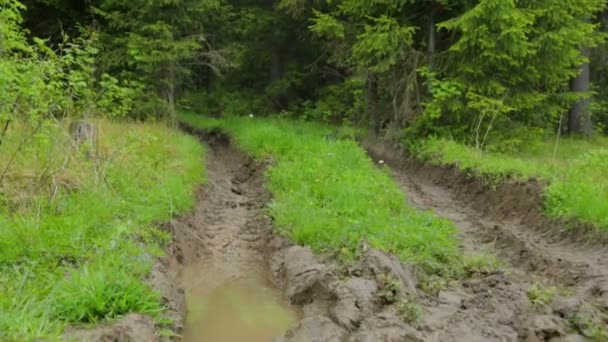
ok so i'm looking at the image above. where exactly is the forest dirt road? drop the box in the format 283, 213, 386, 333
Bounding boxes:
130, 131, 608, 342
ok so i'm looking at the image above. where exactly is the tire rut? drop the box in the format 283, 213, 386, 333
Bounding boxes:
364, 140, 608, 341
161, 129, 300, 342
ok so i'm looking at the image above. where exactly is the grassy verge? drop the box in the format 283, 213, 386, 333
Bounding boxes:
411, 137, 608, 233
0, 120, 204, 340
179, 112, 470, 278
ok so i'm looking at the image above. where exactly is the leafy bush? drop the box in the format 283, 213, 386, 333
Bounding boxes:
298, 77, 365, 124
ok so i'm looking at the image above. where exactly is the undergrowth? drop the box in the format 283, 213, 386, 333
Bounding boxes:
411, 137, 608, 233
0, 120, 204, 340
179, 112, 471, 279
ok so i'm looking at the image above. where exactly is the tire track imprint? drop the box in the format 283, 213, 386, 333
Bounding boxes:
365, 140, 608, 342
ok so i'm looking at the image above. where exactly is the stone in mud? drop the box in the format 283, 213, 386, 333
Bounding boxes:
280, 316, 348, 342
349, 308, 424, 342
523, 315, 566, 342
278, 246, 329, 305
326, 277, 379, 331
343, 277, 379, 316
362, 248, 417, 296
64, 314, 156, 342
329, 293, 362, 331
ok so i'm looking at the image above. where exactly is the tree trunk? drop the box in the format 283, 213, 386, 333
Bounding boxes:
270, 50, 288, 110
69, 119, 98, 159
166, 62, 177, 126
568, 47, 593, 136
428, 16, 436, 55
366, 73, 381, 133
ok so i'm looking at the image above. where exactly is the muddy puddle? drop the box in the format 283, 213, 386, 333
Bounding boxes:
165, 129, 301, 342
182, 266, 299, 342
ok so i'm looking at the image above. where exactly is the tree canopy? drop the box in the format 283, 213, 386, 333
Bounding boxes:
3, 0, 608, 148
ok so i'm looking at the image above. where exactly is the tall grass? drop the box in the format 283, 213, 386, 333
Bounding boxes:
179, 112, 462, 275
0, 120, 204, 340
412, 137, 608, 232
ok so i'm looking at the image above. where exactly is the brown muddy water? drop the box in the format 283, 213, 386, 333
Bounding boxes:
182, 264, 299, 342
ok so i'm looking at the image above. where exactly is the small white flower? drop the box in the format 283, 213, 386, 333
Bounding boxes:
249, 114, 254, 118
379, 160, 385, 164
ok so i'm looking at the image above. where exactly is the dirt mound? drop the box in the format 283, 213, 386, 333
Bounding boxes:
270, 245, 426, 342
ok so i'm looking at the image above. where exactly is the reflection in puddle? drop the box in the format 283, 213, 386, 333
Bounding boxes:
183, 277, 299, 342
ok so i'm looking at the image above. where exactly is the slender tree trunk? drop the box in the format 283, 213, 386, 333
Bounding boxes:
568, 47, 593, 136
270, 50, 287, 110
167, 62, 176, 126
427, 16, 436, 97
428, 16, 436, 55
366, 72, 381, 133
270, 51, 282, 82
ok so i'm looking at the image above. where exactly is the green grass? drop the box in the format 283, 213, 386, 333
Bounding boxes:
0, 120, 205, 340
527, 282, 557, 308
412, 137, 608, 233
180, 112, 465, 276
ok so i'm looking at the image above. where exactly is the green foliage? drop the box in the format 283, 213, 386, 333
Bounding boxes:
93, 0, 232, 118
567, 312, 608, 341
377, 273, 402, 304
459, 253, 502, 278
412, 136, 608, 232
417, 273, 448, 297
297, 77, 366, 124
0, 2, 147, 125
50, 262, 163, 324
396, 296, 424, 327
527, 282, 557, 307
351, 16, 416, 73
421, 0, 606, 141
309, 10, 345, 39
0, 121, 205, 339
97, 74, 145, 118
308, 1, 427, 127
